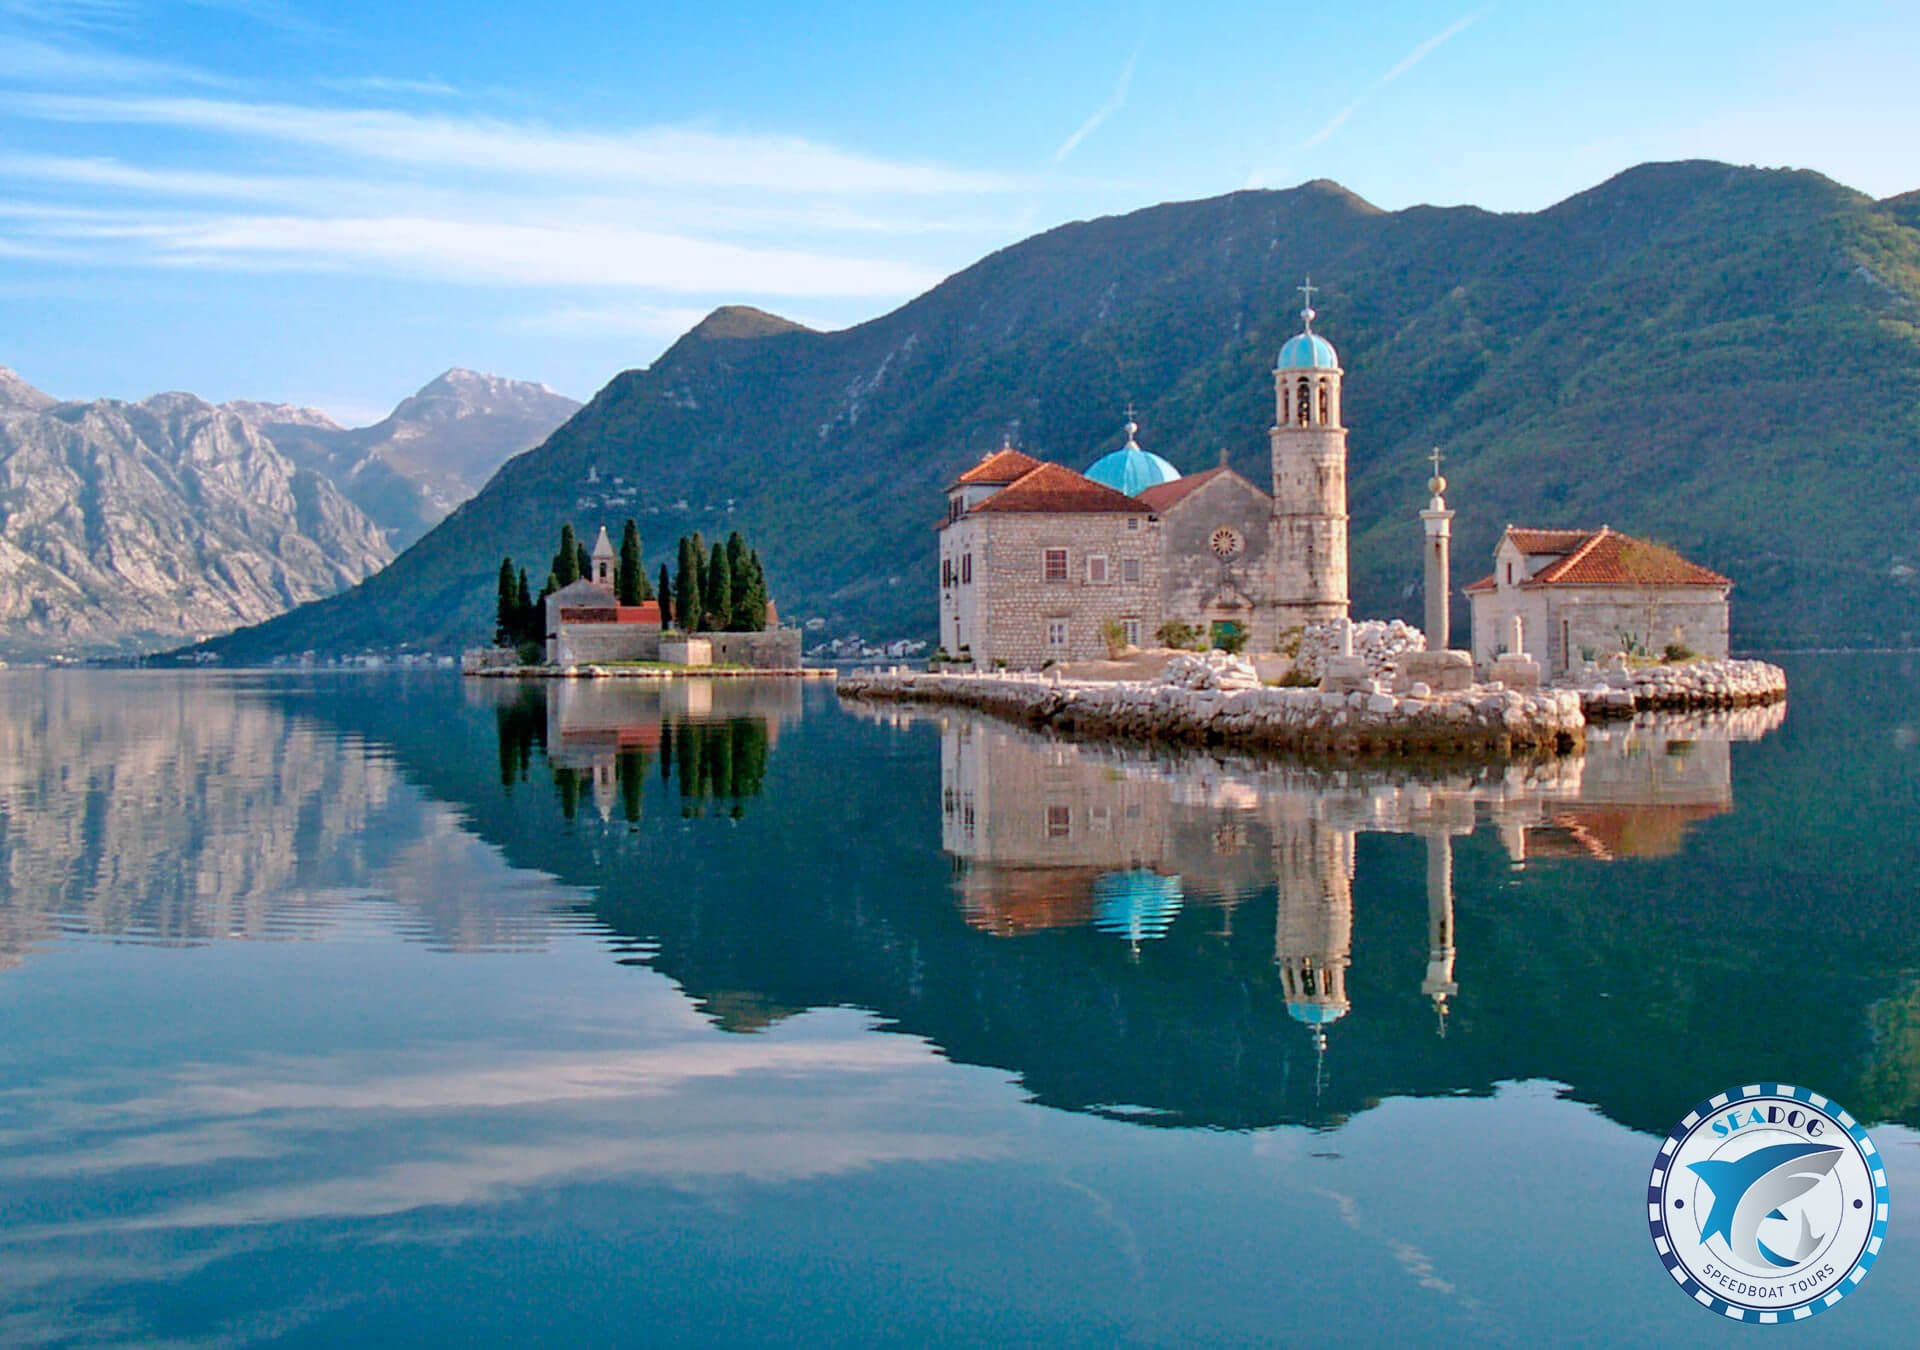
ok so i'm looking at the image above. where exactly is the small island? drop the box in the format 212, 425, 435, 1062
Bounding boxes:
463, 520, 816, 679
840, 286, 1785, 758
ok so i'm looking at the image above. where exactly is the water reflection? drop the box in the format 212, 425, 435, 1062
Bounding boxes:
929, 702, 1786, 1074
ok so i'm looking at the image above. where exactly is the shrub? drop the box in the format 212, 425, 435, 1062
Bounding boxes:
1155, 620, 1202, 650
1276, 625, 1305, 658
1663, 641, 1698, 663
1268, 669, 1317, 687
1099, 617, 1129, 659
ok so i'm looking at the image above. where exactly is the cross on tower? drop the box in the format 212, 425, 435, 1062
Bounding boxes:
1429, 446, 1445, 477
1298, 277, 1318, 330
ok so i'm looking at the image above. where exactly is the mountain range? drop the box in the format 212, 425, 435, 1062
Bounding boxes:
168, 160, 1920, 660
0, 369, 577, 661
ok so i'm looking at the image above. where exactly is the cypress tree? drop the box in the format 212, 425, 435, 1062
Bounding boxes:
657, 565, 674, 627
496, 556, 516, 644
514, 568, 533, 642
575, 540, 591, 582
617, 519, 646, 603
739, 550, 770, 631
675, 536, 702, 634
705, 541, 731, 632
726, 532, 751, 630
554, 523, 580, 585
688, 531, 707, 606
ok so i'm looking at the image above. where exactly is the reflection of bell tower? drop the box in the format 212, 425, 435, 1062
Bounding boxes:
1420, 833, 1459, 1035
1272, 810, 1355, 1064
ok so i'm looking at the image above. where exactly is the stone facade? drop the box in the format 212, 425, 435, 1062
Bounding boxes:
935, 296, 1352, 670
943, 510, 1163, 668
1467, 528, 1732, 679
1154, 469, 1282, 650
704, 629, 804, 669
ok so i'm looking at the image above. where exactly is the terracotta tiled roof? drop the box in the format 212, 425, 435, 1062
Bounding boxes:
953, 447, 1043, 487
1531, 528, 1730, 588
1504, 527, 1593, 556
969, 462, 1151, 514
1136, 466, 1234, 512
1463, 573, 1497, 594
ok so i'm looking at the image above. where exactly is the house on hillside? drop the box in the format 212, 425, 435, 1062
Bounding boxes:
1464, 526, 1731, 679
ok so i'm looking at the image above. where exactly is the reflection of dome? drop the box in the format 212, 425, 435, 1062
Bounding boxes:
1091, 870, 1184, 943
1286, 1001, 1347, 1026
1085, 418, 1180, 496
1277, 332, 1339, 370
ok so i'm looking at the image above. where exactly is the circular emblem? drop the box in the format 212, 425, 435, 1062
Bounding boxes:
1209, 527, 1243, 560
1649, 1085, 1888, 1323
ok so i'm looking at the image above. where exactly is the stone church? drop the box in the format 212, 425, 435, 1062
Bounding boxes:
937, 292, 1350, 669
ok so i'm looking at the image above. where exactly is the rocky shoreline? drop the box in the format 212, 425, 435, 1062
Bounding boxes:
840, 653, 1789, 761
840, 660, 1586, 760
464, 664, 833, 681
1570, 658, 1788, 719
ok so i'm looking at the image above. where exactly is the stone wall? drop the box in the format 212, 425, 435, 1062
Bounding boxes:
1157, 472, 1281, 650
701, 628, 803, 669
972, 513, 1163, 669
1471, 584, 1729, 677
552, 624, 661, 666
841, 668, 1586, 760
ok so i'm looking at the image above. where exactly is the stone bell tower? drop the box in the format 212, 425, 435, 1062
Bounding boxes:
1270, 280, 1350, 625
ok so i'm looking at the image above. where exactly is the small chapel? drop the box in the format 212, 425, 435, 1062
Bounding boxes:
938, 287, 1350, 669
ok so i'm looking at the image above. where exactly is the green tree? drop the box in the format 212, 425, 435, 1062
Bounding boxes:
514, 568, 533, 643
617, 519, 647, 604
495, 556, 516, 644
675, 536, 702, 633
657, 565, 674, 626
687, 531, 707, 609
705, 541, 732, 631
737, 550, 770, 631
576, 540, 591, 582
726, 532, 752, 630
554, 523, 580, 585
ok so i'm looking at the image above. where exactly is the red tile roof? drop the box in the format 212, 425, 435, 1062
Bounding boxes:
1481, 527, 1730, 590
1532, 528, 1729, 588
1504, 527, 1593, 556
968, 462, 1151, 514
1136, 466, 1237, 512
953, 447, 1043, 487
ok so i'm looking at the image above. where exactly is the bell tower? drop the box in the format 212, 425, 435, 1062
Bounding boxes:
1269, 279, 1350, 624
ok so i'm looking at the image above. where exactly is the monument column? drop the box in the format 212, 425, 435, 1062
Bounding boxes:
1420, 449, 1454, 649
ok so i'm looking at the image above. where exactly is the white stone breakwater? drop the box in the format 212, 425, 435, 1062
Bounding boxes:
841, 659, 1586, 760
1571, 659, 1787, 719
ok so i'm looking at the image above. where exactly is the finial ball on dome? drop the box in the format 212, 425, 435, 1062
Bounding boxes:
1429, 475, 1446, 496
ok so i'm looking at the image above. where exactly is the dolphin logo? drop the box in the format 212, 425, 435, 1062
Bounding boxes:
1688, 1142, 1844, 1268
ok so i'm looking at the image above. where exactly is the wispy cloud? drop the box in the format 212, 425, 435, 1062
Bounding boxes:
321, 74, 459, 98
0, 32, 227, 85
1300, 8, 1488, 150
10, 93, 1013, 195
1054, 42, 1141, 164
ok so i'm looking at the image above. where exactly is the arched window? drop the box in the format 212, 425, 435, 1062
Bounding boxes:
1296, 377, 1311, 426
1318, 381, 1329, 423
1280, 383, 1290, 425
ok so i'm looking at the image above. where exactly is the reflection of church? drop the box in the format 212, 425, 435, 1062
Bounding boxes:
922, 697, 1776, 1065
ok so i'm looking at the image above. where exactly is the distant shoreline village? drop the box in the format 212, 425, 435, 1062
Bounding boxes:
840, 283, 1786, 757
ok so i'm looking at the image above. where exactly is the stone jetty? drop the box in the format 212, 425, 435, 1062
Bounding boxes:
841, 651, 1586, 760
1569, 658, 1787, 719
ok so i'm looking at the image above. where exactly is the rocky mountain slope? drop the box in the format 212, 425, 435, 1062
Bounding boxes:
249, 370, 580, 547
0, 369, 576, 661
197, 161, 1920, 661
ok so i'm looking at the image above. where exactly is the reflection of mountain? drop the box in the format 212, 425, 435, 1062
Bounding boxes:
11, 657, 1916, 1137
257, 661, 1918, 1134
0, 673, 580, 965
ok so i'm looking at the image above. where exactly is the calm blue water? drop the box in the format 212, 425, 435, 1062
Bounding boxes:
0, 657, 1915, 1346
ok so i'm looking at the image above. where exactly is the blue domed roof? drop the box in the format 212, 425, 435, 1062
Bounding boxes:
1092, 870, 1184, 943
1085, 419, 1180, 496
1277, 332, 1339, 370
1286, 1001, 1348, 1026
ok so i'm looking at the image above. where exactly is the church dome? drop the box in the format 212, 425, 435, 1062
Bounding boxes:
1277, 331, 1339, 370
1286, 1001, 1348, 1026
1085, 418, 1180, 497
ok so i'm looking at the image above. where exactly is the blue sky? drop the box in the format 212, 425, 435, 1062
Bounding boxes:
3, 0, 1917, 422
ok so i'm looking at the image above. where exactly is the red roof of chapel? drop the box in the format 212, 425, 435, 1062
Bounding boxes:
1464, 527, 1730, 593
967, 462, 1152, 514
952, 448, 1044, 487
